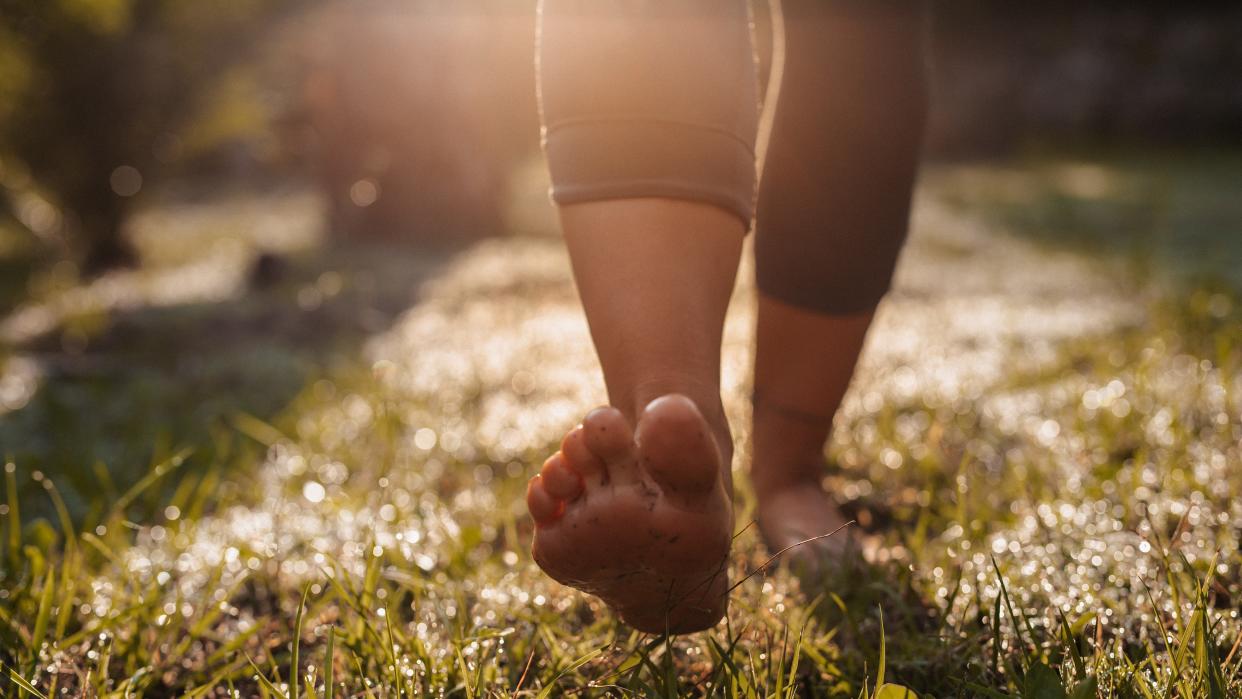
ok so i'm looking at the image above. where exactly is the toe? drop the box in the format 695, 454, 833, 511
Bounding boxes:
540, 454, 584, 501
635, 394, 721, 495
526, 476, 564, 525
582, 406, 634, 463
582, 406, 639, 484
561, 425, 607, 483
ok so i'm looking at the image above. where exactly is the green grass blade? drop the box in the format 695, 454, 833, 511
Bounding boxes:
109, 448, 192, 518
92, 633, 111, 697
40, 476, 76, 560
5, 462, 19, 569
204, 621, 263, 668
1055, 608, 1085, 681
1196, 601, 1227, 699
875, 606, 887, 693
774, 621, 789, 699
291, 583, 311, 699
29, 567, 55, 666
990, 592, 1002, 676
231, 412, 288, 447
245, 652, 291, 699
536, 646, 603, 699
3, 662, 49, 699
785, 620, 807, 699
991, 556, 1032, 671
178, 657, 248, 699
706, 633, 742, 691
90, 460, 117, 501
662, 634, 678, 698
386, 609, 404, 699
323, 625, 335, 699
454, 644, 473, 698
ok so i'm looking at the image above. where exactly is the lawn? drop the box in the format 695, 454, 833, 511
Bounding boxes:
2, 151, 1242, 697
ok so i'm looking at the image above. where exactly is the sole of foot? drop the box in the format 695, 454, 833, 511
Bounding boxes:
527, 394, 733, 634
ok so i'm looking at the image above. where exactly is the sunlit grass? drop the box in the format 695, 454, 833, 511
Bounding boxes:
1, 153, 1241, 696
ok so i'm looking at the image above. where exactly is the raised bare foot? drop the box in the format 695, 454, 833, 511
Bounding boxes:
526, 395, 734, 633
754, 478, 859, 582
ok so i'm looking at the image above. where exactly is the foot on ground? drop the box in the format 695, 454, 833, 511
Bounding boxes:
754, 480, 861, 586
527, 394, 734, 634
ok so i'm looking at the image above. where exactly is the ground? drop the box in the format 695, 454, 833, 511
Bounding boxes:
1, 151, 1242, 697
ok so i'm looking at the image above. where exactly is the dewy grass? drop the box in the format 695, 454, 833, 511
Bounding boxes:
2, 155, 1242, 696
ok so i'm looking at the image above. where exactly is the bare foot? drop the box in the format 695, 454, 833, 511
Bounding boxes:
755, 479, 859, 582
526, 395, 733, 634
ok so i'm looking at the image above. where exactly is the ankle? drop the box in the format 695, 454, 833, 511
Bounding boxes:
750, 469, 824, 501
749, 402, 834, 501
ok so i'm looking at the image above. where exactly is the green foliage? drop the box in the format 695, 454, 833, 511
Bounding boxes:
0, 0, 312, 268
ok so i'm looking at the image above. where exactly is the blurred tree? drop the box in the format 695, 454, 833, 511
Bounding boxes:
0, 0, 312, 273
290, 0, 541, 245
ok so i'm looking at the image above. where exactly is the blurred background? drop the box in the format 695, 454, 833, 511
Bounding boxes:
3, 1, 1239, 277
0, 0, 1240, 515
5, 6, 1242, 694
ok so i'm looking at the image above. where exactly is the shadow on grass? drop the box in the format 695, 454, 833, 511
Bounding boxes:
0, 236, 462, 528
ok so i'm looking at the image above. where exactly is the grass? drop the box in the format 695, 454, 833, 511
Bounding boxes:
1, 152, 1242, 696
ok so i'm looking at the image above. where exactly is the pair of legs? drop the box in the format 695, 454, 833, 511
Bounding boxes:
526, 0, 928, 633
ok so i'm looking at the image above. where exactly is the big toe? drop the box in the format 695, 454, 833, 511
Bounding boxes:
634, 394, 722, 497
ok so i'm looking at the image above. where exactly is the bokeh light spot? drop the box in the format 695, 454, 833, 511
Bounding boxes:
350, 179, 380, 207
110, 165, 143, 197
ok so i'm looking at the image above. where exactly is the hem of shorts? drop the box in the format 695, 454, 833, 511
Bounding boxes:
551, 180, 754, 229
755, 280, 893, 316
543, 117, 757, 227
544, 116, 756, 156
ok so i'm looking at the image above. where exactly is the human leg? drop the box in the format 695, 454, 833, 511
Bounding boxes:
750, 0, 929, 565
527, 0, 760, 633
